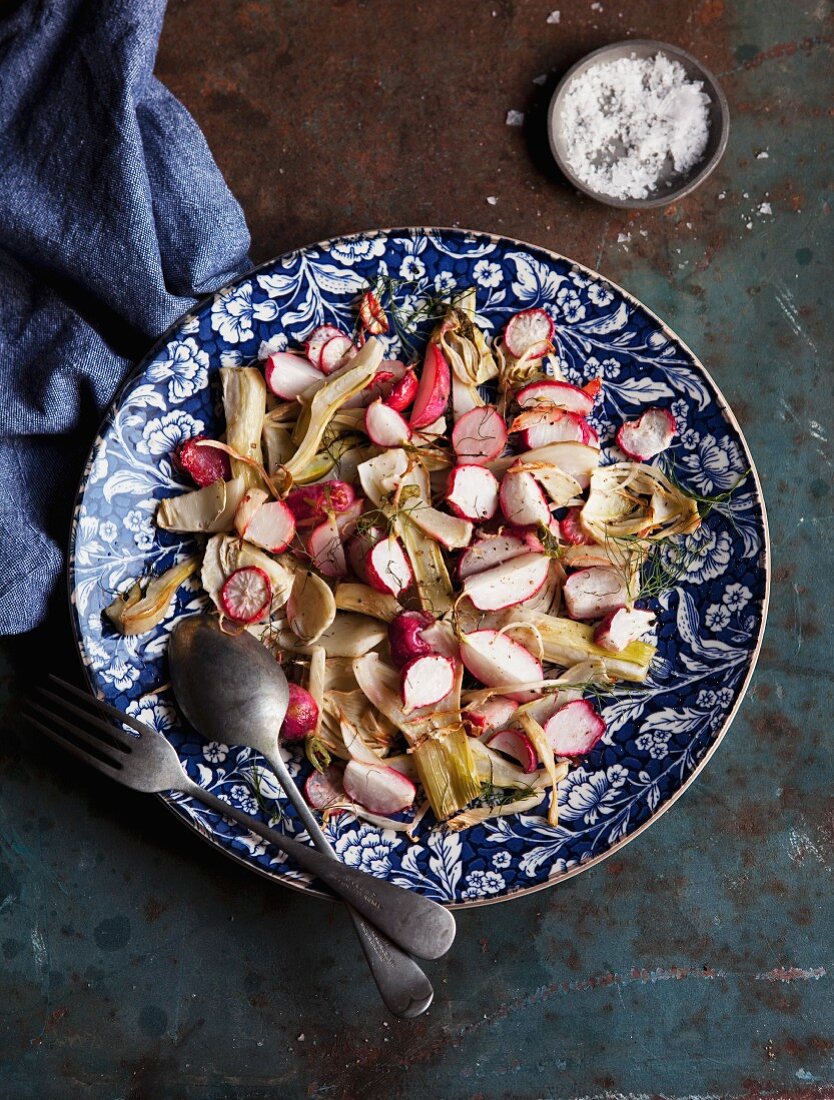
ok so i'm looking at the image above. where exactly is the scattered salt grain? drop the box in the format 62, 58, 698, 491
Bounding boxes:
617, 232, 631, 243
757, 150, 769, 158
532, 73, 548, 85
486, 196, 498, 205
297, 1033, 306, 1041
758, 202, 772, 215
546, 10, 561, 23
560, 53, 711, 200
718, 191, 726, 199
590, 2, 603, 9
745, 221, 753, 229
506, 110, 525, 126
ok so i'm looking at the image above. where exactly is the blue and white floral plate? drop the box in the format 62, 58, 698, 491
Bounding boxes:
69, 228, 769, 908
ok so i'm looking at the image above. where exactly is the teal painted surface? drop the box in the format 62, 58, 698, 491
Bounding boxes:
1, 1, 832, 1096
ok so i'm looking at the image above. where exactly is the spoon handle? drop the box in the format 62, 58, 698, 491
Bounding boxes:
180, 775, 453, 958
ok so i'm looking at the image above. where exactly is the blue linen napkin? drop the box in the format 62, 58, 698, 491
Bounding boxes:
0, 0, 251, 634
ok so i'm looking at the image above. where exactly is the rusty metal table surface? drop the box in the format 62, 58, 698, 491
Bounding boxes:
1, 1, 832, 1097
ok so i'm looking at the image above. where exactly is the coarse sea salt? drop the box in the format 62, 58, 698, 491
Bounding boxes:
560, 53, 711, 200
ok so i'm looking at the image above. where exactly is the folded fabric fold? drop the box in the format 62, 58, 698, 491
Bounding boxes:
0, 0, 252, 633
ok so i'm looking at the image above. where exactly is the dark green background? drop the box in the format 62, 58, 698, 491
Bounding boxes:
2, 1, 832, 1096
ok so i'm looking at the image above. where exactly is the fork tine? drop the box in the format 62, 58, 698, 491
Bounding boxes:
35, 687, 135, 752
23, 713, 124, 781
47, 675, 155, 738
26, 701, 129, 766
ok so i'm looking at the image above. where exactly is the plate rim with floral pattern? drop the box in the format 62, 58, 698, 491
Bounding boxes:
68, 227, 770, 909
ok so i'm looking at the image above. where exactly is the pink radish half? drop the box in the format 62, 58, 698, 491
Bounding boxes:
366, 536, 413, 597
593, 606, 655, 652
451, 405, 508, 465
244, 500, 297, 553
388, 610, 436, 668
563, 567, 629, 621
504, 308, 554, 359
560, 506, 595, 546
365, 399, 412, 446
174, 435, 232, 487
265, 352, 323, 399
499, 467, 551, 527
401, 654, 456, 711
308, 516, 347, 577
544, 699, 606, 758
305, 324, 344, 369
459, 629, 542, 702
281, 683, 319, 741
486, 727, 538, 773
343, 760, 416, 814
464, 695, 518, 733
518, 409, 597, 449
515, 379, 594, 416
446, 464, 499, 522
305, 764, 346, 812
616, 407, 676, 460
220, 566, 272, 623
458, 531, 538, 579
385, 368, 419, 412
410, 342, 451, 429
319, 334, 357, 374
463, 553, 550, 611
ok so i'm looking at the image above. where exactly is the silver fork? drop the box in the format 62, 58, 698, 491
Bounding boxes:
24, 678, 453, 1008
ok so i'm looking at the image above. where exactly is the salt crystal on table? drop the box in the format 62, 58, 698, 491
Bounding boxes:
758, 202, 772, 215
506, 110, 525, 126
546, 10, 560, 22
756, 150, 769, 159
486, 196, 498, 205
559, 53, 711, 200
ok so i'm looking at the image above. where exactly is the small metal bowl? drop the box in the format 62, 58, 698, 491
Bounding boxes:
547, 39, 730, 209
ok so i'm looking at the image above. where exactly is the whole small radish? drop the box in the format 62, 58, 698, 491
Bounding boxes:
281, 684, 319, 742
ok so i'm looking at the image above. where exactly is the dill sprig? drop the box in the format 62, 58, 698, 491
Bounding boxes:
356, 276, 463, 356
659, 457, 752, 520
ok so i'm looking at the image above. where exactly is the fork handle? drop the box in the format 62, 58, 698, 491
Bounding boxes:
178, 778, 451, 953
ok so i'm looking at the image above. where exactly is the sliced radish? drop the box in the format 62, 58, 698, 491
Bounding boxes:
458, 531, 537, 578
319, 334, 357, 375
366, 536, 413, 597
499, 467, 552, 527
410, 342, 451, 429
515, 379, 594, 417
516, 409, 596, 449
308, 515, 347, 577
486, 727, 538, 773
365, 399, 412, 446
616, 407, 676, 460
463, 553, 550, 611
234, 487, 269, 537
220, 566, 272, 623
563, 566, 629, 621
174, 435, 232, 487
593, 606, 655, 652
401, 654, 456, 712
451, 406, 508, 465
464, 695, 517, 733
446, 464, 499, 522
305, 324, 345, 369
560, 506, 595, 546
358, 290, 389, 335
544, 699, 606, 758
343, 760, 416, 814
285, 481, 356, 526
264, 352, 323, 399
504, 308, 554, 359
305, 766, 345, 813
385, 368, 419, 412
459, 629, 542, 702
244, 499, 296, 553
281, 683, 319, 741
347, 525, 384, 582
388, 610, 436, 668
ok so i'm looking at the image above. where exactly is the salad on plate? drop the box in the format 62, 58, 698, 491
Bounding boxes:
104, 283, 717, 836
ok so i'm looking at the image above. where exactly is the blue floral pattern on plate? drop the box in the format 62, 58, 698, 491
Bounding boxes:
68, 228, 769, 907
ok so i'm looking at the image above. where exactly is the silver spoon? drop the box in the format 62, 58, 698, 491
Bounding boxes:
168, 614, 455, 1017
